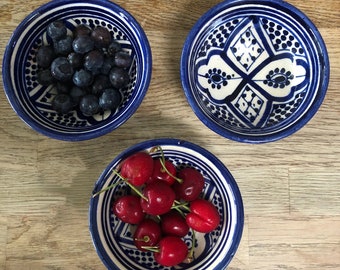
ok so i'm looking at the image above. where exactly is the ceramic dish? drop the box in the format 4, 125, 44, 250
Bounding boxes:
181, 0, 329, 143
2, 0, 152, 141
89, 138, 244, 270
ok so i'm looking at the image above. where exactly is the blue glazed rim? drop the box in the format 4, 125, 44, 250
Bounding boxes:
2, 0, 152, 141
89, 138, 244, 270
180, 0, 330, 143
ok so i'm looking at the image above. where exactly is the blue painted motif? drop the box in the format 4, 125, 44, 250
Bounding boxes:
181, 0, 329, 143
195, 15, 309, 128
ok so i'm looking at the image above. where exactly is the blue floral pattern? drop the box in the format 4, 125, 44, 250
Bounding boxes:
195, 16, 309, 128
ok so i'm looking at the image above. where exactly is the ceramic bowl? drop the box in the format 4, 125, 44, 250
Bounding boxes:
181, 0, 329, 143
2, 0, 152, 141
89, 138, 244, 270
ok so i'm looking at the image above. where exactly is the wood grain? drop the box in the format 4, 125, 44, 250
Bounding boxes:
0, 0, 339, 269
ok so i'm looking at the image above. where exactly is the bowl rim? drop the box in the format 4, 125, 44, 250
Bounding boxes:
88, 138, 244, 270
180, 0, 330, 144
2, 0, 152, 141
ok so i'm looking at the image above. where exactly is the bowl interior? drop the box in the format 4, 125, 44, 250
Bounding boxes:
181, 0, 329, 143
89, 139, 244, 270
3, 0, 151, 141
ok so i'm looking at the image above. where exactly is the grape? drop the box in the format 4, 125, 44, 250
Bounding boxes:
73, 69, 93, 88
56, 81, 72, 94
72, 36, 95, 54
47, 20, 67, 41
50, 57, 74, 81
79, 94, 100, 116
37, 69, 55, 86
109, 67, 130, 88
69, 86, 87, 106
91, 26, 112, 49
99, 88, 122, 111
67, 52, 83, 69
36, 46, 55, 68
52, 94, 73, 114
74, 24, 92, 37
36, 21, 133, 117
114, 51, 132, 68
54, 35, 73, 56
107, 41, 122, 56
91, 74, 112, 96
100, 56, 115, 75
84, 50, 105, 72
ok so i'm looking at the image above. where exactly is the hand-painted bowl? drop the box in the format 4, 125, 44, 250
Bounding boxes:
89, 138, 244, 270
2, 0, 152, 141
181, 0, 329, 143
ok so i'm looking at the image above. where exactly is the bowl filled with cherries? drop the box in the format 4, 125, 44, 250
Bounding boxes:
89, 138, 244, 270
2, 0, 152, 141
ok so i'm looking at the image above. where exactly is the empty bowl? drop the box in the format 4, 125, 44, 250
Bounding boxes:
2, 0, 152, 141
181, 0, 329, 143
89, 138, 244, 269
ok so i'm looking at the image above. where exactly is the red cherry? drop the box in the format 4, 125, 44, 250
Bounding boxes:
148, 159, 177, 186
112, 195, 145, 224
173, 167, 205, 201
120, 152, 154, 186
161, 210, 189, 237
186, 198, 220, 233
140, 181, 176, 215
154, 236, 188, 267
134, 218, 162, 251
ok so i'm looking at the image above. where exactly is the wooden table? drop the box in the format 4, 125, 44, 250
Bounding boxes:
0, 0, 339, 269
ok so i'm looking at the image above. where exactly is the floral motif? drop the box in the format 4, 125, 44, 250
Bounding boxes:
264, 68, 293, 88
195, 16, 308, 126
205, 68, 230, 90
231, 26, 264, 71
197, 55, 242, 102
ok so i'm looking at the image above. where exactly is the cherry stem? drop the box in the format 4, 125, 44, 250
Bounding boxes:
92, 169, 148, 201
150, 146, 183, 184
92, 179, 122, 198
187, 229, 196, 262
140, 246, 160, 253
172, 200, 190, 212
150, 146, 166, 164
112, 170, 148, 201
135, 236, 150, 243
159, 158, 183, 184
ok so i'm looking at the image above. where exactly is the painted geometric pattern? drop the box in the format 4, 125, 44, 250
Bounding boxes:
196, 15, 309, 129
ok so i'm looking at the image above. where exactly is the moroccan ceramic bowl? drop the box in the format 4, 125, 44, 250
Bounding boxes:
181, 0, 329, 143
2, 0, 152, 141
89, 138, 244, 270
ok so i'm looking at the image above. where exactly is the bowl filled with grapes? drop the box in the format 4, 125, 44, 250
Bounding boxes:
2, 0, 152, 141
89, 138, 244, 270
180, 0, 329, 143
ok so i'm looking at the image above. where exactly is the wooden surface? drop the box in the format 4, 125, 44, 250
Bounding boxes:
0, 0, 339, 269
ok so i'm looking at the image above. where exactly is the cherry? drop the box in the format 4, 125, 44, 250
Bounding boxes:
133, 218, 162, 251
153, 236, 188, 267
148, 158, 177, 185
186, 199, 220, 233
172, 167, 205, 201
161, 210, 189, 237
112, 195, 145, 224
140, 181, 176, 216
92, 146, 224, 267
120, 152, 154, 186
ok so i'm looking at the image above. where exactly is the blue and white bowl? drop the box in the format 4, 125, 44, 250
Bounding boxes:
2, 0, 152, 141
181, 0, 329, 143
89, 138, 244, 270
